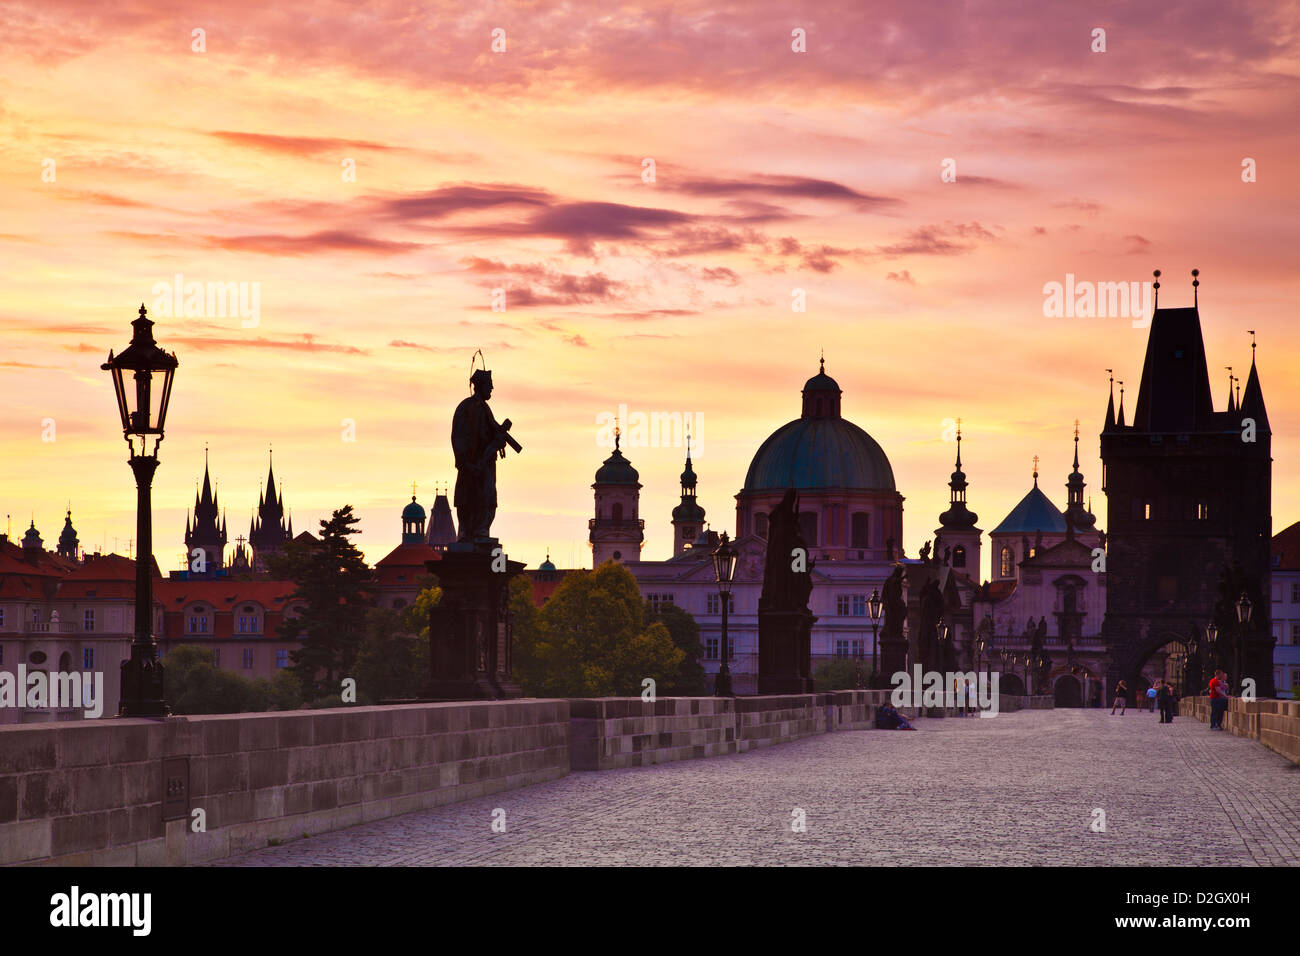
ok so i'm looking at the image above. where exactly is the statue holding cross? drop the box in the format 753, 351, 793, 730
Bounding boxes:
451, 364, 522, 547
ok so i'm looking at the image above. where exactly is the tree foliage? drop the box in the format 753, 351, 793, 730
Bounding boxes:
164, 644, 304, 715
267, 506, 373, 698
512, 561, 684, 697
644, 600, 708, 695
351, 584, 439, 703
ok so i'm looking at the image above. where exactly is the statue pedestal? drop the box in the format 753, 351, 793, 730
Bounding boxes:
757, 606, 816, 694
424, 549, 524, 700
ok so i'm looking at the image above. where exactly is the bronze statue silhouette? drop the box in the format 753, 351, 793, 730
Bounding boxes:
760, 488, 814, 612
451, 368, 521, 545
882, 565, 906, 642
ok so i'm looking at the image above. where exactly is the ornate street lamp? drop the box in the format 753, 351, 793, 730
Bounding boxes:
868, 588, 882, 689
711, 532, 738, 697
103, 304, 178, 718
1234, 591, 1252, 691
1205, 618, 1219, 684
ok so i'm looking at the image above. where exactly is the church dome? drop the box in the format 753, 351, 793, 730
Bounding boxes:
742, 361, 895, 493
401, 496, 426, 522
594, 442, 640, 485
991, 481, 1066, 535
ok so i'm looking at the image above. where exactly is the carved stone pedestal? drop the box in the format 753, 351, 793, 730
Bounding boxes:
424, 548, 524, 700
757, 605, 816, 694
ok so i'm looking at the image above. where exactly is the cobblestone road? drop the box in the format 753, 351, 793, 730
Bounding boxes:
218, 709, 1300, 866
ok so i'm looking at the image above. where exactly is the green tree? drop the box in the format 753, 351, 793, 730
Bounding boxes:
514, 561, 684, 697
644, 600, 708, 695
813, 658, 861, 691
268, 506, 373, 698
351, 599, 433, 703
164, 645, 303, 714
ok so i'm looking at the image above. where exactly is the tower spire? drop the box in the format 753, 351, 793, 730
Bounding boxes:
1032, 455, 1039, 487
1152, 269, 1161, 312
1192, 268, 1199, 307
1117, 381, 1125, 428
1104, 369, 1115, 430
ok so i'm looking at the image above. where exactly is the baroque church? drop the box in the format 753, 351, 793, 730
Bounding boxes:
591, 359, 1107, 697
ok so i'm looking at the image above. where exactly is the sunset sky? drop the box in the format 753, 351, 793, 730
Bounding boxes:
2, 0, 1298, 581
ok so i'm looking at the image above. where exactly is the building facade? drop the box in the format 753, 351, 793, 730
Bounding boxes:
1100, 279, 1274, 698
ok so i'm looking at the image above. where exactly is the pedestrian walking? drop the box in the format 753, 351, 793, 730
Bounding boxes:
1156, 681, 1173, 723
1208, 669, 1230, 730
1111, 679, 1128, 715
1145, 684, 1158, 713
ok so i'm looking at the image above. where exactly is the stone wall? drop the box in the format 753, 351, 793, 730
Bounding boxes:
0, 700, 569, 867
570, 695, 830, 771
570, 692, 1053, 770
1180, 696, 1300, 764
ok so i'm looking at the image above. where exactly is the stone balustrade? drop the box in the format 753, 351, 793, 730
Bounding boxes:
1179, 696, 1300, 764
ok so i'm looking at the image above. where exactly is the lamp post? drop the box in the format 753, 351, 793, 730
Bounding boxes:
711, 532, 738, 697
102, 304, 178, 718
1206, 619, 1219, 688
1234, 591, 1252, 693
868, 588, 882, 689
1185, 631, 1200, 697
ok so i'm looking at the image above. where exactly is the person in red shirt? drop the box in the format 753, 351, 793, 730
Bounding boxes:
1208, 669, 1230, 731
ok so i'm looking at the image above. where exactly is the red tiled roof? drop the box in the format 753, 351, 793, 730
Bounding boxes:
374, 542, 442, 569
153, 579, 299, 610
1273, 521, 1300, 571
986, 580, 1017, 601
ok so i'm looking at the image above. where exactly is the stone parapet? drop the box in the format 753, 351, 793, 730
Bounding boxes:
0, 700, 570, 867
1179, 696, 1300, 764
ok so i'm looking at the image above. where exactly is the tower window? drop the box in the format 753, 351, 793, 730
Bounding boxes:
953, 545, 967, 568
851, 513, 869, 549
612, 550, 622, 561
612, 503, 624, 521
1196, 501, 1208, 520
1144, 502, 1152, 520
755, 513, 768, 539
681, 527, 694, 541
999, 547, 1014, 578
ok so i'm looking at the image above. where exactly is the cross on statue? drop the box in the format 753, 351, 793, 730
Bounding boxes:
411, 480, 418, 497
236, 534, 247, 548
1033, 455, 1040, 474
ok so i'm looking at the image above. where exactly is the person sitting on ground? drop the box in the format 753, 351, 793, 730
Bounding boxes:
875, 702, 917, 731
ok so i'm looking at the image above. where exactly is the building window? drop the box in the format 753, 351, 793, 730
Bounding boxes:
705, 594, 734, 614
851, 513, 869, 549
83, 609, 95, 632
1143, 502, 1152, 520
241, 649, 254, 669
705, 637, 719, 660
836, 595, 850, 616
0, 645, 4, 664
835, 640, 850, 658
1196, 501, 1208, 520
851, 594, 867, 617
1292, 582, 1300, 604
1000, 547, 1014, 578
681, 527, 694, 542
82, 648, 94, 669
276, 649, 289, 669
754, 513, 768, 538
612, 502, 624, 521
798, 512, 817, 547
188, 611, 210, 634
0, 608, 5, 628
953, 545, 967, 568
647, 593, 676, 611
1291, 624, 1300, 645
851, 639, 864, 657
